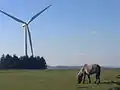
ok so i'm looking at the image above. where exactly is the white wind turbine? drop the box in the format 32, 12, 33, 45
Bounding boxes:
0, 5, 52, 57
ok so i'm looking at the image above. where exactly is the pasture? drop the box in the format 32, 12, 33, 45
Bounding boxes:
0, 68, 119, 90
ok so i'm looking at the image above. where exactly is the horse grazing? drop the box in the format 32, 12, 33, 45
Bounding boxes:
77, 64, 101, 84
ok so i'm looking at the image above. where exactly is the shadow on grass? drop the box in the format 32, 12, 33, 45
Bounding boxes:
108, 87, 120, 90
116, 75, 120, 79
100, 81, 120, 85
76, 84, 95, 89
77, 86, 89, 89
100, 74, 120, 86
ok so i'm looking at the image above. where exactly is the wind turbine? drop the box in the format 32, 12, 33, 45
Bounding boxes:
0, 5, 52, 57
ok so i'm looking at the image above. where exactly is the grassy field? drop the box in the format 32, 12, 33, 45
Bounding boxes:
0, 69, 120, 90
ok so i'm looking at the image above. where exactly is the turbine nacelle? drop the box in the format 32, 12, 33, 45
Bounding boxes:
22, 23, 27, 27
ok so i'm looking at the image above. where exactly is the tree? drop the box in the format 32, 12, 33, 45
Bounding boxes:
0, 54, 47, 69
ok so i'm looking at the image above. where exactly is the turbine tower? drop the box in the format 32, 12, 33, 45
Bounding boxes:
0, 5, 52, 57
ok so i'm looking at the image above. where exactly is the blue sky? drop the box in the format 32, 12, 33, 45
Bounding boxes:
0, 0, 120, 67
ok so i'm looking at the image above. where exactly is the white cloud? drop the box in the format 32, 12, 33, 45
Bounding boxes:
91, 30, 97, 35
79, 52, 86, 56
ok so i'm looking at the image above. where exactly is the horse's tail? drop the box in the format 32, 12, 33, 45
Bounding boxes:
97, 64, 101, 76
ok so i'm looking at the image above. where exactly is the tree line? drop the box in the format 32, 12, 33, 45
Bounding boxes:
0, 54, 47, 69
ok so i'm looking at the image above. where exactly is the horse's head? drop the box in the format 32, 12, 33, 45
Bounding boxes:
77, 71, 84, 84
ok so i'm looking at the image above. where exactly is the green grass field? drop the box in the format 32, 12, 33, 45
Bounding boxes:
0, 69, 120, 90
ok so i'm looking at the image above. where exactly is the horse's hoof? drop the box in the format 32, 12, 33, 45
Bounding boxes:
96, 83, 100, 85
82, 82, 85, 84
96, 81, 100, 85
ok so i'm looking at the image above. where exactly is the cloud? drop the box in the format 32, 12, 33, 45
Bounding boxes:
91, 30, 97, 35
79, 52, 86, 56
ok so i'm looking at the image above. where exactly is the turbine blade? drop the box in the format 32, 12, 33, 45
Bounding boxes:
27, 26, 34, 56
0, 10, 26, 24
28, 5, 52, 24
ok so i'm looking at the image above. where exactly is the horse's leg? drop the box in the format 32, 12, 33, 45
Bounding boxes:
82, 74, 86, 84
87, 74, 91, 84
97, 74, 100, 84
95, 74, 100, 84
94, 74, 97, 84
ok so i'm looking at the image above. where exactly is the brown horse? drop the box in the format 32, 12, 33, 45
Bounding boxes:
77, 64, 101, 84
